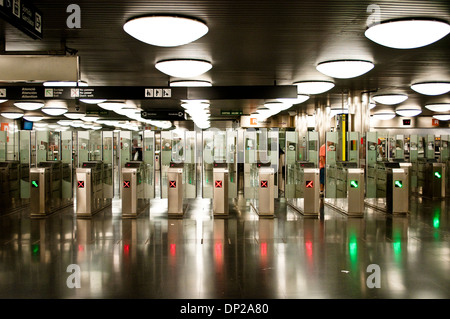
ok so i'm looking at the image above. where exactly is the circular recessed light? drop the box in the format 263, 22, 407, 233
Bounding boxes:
395, 106, 422, 117
276, 94, 310, 105
410, 82, 450, 96
170, 80, 212, 87
14, 101, 44, 111
1, 111, 24, 119
0, 99, 8, 103
98, 101, 126, 111
41, 103, 68, 116
123, 15, 208, 47
23, 113, 44, 122
372, 111, 396, 120
80, 99, 107, 104
424, 103, 450, 112
372, 94, 408, 105
365, 18, 450, 49
294, 81, 335, 94
64, 112, 86, 120
316, 60, 374, 79
155, 59, 212, 78
432, 114, 450, 121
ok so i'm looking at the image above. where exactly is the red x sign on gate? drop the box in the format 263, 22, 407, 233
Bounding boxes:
123, 181, 130, 188
77, 181, 84, 188
260, 180, 268, 188
305, 180, 314, 188
169, 180, 177, 188
215, 180, 222, 188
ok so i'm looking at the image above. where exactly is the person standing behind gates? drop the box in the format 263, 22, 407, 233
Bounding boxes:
319, 143, 326, 195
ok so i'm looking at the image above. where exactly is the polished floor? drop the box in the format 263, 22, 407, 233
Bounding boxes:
0, 193, 449, 299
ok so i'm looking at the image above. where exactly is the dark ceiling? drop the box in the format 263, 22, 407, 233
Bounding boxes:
1, 0, 450, 119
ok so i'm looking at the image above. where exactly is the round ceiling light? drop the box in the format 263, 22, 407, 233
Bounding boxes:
276, 94, 310, 105
170, 80, 212, 87
98, 101, 126, 111
410, 82, 450, 96
294, 81, 335, 95
14, 101, 44, 111
316, 60, 374, 79
23, 113, 44, 122
123, 15, 208, 47
395, 106, 422, 117
155, 59, 212, 78
432, 114, 450, 121
372, 111, 396, 120
1, 110, 24, 119
372, 93, 408, 105
64, 111, 86, 120
365, 18, 450, 49
424, 103, 450, 112
41, 104, 68, 116
80, 99, 107, 104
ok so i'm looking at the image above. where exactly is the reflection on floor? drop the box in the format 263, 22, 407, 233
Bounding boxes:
0, 195, 449, 299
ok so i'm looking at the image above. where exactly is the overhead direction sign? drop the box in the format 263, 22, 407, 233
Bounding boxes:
0, 0, 43, 39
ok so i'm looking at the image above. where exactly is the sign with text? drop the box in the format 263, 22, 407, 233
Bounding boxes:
0, 0, 43, 39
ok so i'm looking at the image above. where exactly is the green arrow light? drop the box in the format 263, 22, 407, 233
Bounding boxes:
434, 171, 441, 179
350, 180, 358, 188
394, 180, 403, 188
31, 180, 39, 188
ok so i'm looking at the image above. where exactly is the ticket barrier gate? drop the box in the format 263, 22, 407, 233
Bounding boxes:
213, 162, 229, 216
122, 161, 149, 218
167, 162, 185, 217
365, 162, 409, 215
250, 162, 275, 217
30, 161, 72, 218
0, 161, 21, 212
325, 162, 365, 217
76, 161, 111, 218
287, 163, 320, 218
419, 161, 445, 199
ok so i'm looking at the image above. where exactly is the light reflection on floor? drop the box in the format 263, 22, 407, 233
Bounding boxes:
0, 195, 449, 299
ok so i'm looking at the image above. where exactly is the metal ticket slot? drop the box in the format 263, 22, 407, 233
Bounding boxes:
252, 162, 274, 217
122, 161, 149, 218
167, 162, 184, 217
30, 167, 50, 217
76, 161, 105, 218
213, 162, 229, 216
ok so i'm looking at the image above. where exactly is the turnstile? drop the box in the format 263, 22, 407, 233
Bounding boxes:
76, 161, 111, 218
167, 162, 184, 217
421, 161, 446, 199
30, 161, 72, 218
325, 167, 365, 217
122, 161, 149, 218
30, 167, 50, 217
251, 162, 275, 217
0, 161, 21, 211
213, 162, 229, 216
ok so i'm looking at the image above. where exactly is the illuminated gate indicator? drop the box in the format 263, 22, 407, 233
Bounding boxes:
31, 180, 39, 188
434, 171, 442, 179
350, 180, 359, 188
123, 181, 131, 188
169, 180, 177, 188
394, 180, 403, 188
260, 180, 268, 188
215, 180, 222, 188
305, 180, 314, 188
77, 181, 84, 188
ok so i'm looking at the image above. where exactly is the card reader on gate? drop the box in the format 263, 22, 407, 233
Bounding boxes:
297, 161, 315, 168
169, 162, 184, 168
125, 161, 144, 168
213, 162, 228, 169
256, 161, 271, 168
82, 161, 102, 169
